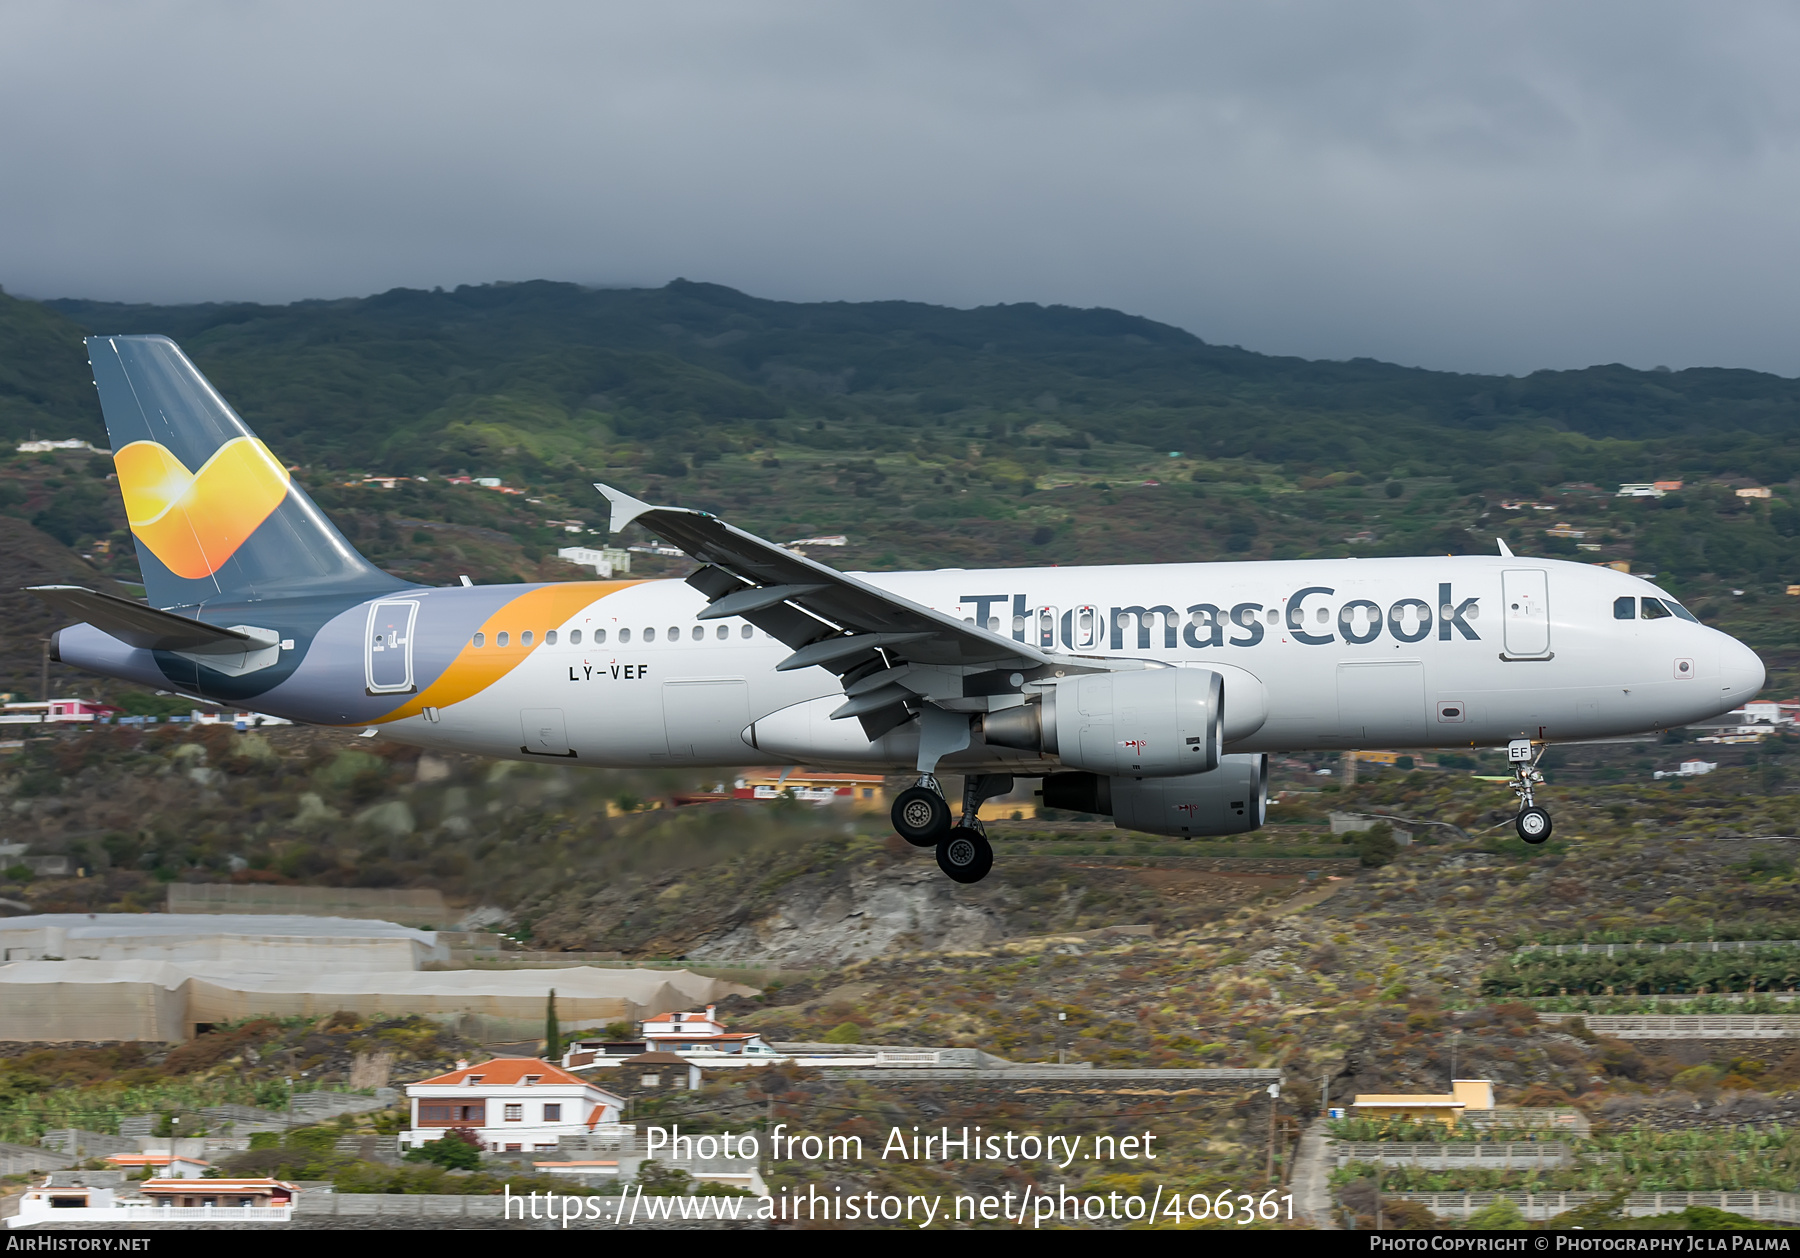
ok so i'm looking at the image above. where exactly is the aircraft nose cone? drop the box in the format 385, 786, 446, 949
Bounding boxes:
1722, 637, 1766, 705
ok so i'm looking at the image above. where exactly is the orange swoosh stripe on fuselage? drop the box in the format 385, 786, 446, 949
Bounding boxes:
375, 580, 643, 723
114, 437, 292, 579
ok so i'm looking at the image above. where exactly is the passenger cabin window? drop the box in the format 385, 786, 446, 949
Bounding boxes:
570, 629, 582, 644
521, 631, 534, 646
1641, 598, 1673, 620
497, 631, 510, 647
618, 628, 630, 643
546, 630, 557, 645
644, 627, 656, 642
472, 632, 486, 648
716, 625, 728, 640
741, 625, 753, 638
1614, 597, 1636, 620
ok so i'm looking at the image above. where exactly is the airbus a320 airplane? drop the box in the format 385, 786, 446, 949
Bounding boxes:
36, 337, 1765, 883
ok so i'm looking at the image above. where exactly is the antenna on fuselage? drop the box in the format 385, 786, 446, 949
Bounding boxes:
1496, 538, 1515, 557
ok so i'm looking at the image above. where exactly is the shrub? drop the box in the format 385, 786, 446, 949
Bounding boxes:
1356, 823, 1398, 867
405, 1127, 483, 1170
636, 1161, 693, 1196
1673, 1064, 1724, 1097
1464, 1197, 1528, 1230
822, 1022, 863, 1044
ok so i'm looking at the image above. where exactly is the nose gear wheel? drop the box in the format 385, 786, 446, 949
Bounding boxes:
1516, 806, 1552, 844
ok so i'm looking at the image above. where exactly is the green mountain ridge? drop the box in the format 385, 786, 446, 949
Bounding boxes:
16, 277, 1800, 466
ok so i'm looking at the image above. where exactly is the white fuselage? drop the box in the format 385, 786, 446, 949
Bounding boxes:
380, 554, 1763, 771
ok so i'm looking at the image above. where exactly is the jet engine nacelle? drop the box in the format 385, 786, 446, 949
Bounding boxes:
984, 667, 1225, 776
1042, 754, 1268, 837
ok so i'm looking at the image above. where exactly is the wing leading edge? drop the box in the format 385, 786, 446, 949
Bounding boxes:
594, 484, 1094, 741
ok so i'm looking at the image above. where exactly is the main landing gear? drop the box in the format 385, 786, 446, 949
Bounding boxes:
1508, 738, 1553, 845
892, 778, 951, 847
889, 774, 1002, 884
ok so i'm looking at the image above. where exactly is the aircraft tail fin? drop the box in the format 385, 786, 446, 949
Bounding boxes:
85, 335, 407, 609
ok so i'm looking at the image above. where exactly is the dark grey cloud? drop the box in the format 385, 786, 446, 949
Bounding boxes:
3, 1, 1799, 375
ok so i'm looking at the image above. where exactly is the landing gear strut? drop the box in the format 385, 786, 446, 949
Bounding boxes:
1508, 739, 1553, 845
936, 775, 1000, 885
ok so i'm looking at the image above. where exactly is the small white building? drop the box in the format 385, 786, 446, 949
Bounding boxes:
564, 1005, 783, 1071
0, 699, 121, 725
17, 439, 106, 455
190, 709, 293, 728
556, 546, 632, 578
642, 1005, 784, 1058
402, 1057, 625, 1155
139, 1177, 297, 1208
7, 1176, 297, 1229
105, 1153, 210, 1179
1741, 702, 1790, 727
1654, 759, 1719, 779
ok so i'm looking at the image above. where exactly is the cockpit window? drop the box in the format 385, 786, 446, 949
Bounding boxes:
1640, 597, 1673, 620
1613, 596, 1636, 620
1665, 600, 1699, 622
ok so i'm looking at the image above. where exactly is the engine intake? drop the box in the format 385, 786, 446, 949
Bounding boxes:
1042, 754, 1268, 837
983, 668, 1223, 776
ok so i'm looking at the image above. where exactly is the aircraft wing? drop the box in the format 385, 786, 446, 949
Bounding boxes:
27, 585, 254, 653
596, 485, 1058, 738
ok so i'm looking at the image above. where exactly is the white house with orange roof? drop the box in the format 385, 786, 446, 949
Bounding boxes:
105, 1152, 210, 1179
563, 1005, 782, 1071
402, 1057, 625, 1155
642, 1004, 781, 1058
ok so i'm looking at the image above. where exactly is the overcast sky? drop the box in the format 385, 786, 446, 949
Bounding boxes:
4, 2, 1799, 376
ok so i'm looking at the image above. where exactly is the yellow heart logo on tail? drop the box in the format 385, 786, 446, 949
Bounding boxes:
114, 437, 292, 580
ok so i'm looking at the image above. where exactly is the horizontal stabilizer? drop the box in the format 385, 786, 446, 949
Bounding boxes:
27, 585, 253, 652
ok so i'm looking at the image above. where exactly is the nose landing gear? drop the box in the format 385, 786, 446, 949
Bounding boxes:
1508, 738, 1553, 845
